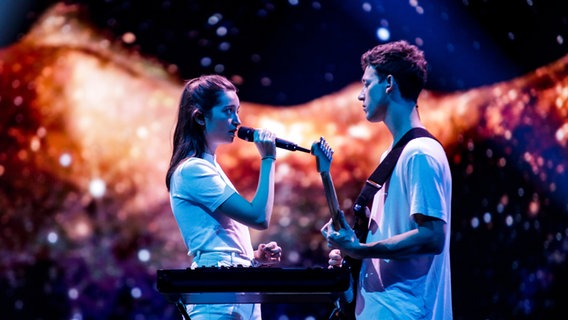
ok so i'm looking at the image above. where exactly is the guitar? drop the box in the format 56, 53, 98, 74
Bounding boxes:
311, 137, 342, 230
311, 137, 357, 320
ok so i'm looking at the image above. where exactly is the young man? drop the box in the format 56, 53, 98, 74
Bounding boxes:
322, 40, 453, 319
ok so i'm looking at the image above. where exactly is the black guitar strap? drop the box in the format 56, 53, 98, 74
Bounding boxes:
351, 127, 437, 242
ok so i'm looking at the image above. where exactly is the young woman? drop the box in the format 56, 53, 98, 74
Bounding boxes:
165, 74, 282, 319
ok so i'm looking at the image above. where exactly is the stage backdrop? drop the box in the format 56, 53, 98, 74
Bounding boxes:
1, 2, 567, 320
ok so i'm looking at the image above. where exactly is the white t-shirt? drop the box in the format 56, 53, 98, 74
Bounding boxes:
169, 153, 255, 262
356, 137, 453, 319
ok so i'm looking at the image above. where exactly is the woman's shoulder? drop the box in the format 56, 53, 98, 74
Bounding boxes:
176, 157, 216, 175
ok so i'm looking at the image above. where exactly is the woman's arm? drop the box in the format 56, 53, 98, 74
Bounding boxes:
217, 128, 276, 229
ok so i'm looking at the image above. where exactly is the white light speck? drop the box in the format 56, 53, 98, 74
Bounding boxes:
138, 249, 150, 262
471, 217, 479, 228
216, 26, 227, 37
47, 231, 58, 244
208, 14, 222, 25
89, 178, 106, 198
505, 215, 513, 226
59, 153, 72, 167
131, 287, 142, 299
136, 127, 148, 139
68, 288, 79, 300
376, 27, 390, 41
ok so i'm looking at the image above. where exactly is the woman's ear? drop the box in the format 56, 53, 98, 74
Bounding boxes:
193, 110, 205, 126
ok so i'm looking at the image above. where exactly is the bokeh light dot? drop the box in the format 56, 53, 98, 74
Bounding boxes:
59, 153, 72, 167
497, 203, 504, 213
214, 64, 225, 73
136, 127, 148, 139
260, 77, 272, 87
505, 215, 514, 226
287, 250, 300, 263
216, 26, 228, 37
208, 14, 222, 25
471, 217, 480, 228
47, 231, 58, 244
68, 288, 79, 300
376, 27, 390, 41
13, 96, 23, 106
138, 249, 150, 262
131, 287, 142, 299
200, 57, 212, 67
89, 179, 106, 198
279, 215, 291, 227
219, 41, 230, 51
483, 212, 492, 224
121, 32, 136, 44
70, 312, 82, 320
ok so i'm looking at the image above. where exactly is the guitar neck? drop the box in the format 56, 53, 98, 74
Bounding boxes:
320, 171, 341, 230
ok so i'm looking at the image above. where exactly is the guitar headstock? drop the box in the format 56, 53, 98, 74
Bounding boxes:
311, 137, 334, 173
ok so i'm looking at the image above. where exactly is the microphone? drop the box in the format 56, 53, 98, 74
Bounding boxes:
237, 126, 311, 153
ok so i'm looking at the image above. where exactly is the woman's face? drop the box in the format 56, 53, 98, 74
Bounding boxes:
204, 90, 241, 152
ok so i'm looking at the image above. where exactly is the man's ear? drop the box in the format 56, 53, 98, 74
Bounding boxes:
386, 75, 396, 94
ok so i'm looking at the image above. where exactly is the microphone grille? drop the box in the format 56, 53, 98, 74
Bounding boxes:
237, 126, 255, 142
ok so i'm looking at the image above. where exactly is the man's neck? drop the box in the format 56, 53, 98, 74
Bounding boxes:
386, 104, 423, 144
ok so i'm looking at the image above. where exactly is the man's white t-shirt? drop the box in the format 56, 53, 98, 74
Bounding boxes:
356, 137, 453, 319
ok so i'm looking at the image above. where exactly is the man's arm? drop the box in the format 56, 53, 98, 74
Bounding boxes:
337, 214, 446, 260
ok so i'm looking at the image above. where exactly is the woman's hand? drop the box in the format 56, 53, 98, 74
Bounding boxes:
253, 241, 282, 266
253, 128, 276, 159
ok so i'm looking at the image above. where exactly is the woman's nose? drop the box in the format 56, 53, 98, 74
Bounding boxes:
233, 114, 241, 125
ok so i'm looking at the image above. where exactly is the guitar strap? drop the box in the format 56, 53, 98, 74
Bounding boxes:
351, 127, 437, 242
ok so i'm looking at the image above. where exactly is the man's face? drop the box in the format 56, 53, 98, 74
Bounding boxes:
358, 66, 388, 123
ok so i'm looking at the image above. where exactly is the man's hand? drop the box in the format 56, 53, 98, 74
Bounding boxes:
328, 248, 343, 269
321, 213, 360, 258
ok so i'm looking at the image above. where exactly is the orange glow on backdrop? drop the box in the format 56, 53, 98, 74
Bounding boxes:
1, 3, 567, 319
